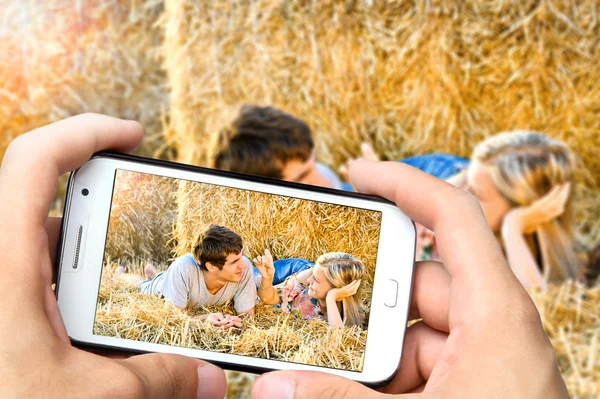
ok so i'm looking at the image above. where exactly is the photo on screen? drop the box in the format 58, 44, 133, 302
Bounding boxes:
94, 169, 382, 371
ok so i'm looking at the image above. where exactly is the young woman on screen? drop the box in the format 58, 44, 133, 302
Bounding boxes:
254, 251, 365, 328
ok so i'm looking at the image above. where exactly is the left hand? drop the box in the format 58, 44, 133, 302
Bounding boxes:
503, 183, 571, 234
0, 114, 226, 399
326, 279, 361, 302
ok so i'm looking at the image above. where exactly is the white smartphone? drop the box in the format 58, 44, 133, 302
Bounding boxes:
56, 152, 416, 386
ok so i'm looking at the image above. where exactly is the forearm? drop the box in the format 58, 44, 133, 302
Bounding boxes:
326, 298, 344, 328
502, 218, 546, 290
258, 282, 281, 305
295, 267, 313, 285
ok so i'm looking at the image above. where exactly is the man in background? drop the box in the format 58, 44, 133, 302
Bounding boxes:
211, 104, 343, 189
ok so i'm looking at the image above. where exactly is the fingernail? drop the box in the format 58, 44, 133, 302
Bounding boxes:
253, 373, 295, 399
197, 363, 225, 399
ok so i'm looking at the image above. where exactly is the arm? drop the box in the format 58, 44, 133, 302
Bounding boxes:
258, 279, 281, 305
500, 183, 571, 291
253, 249, 281, 305
325, 297, 344, 328
324, 280, 361, 328
501, 215, 547, 290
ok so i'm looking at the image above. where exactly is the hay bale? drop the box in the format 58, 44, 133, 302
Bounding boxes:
104, 170, 178, 264
173, 179, 382, 302
0, 0, 169, 161
530, 281, 600, 398
161, 0, 600, 248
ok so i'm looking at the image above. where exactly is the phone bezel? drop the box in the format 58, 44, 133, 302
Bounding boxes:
55, 152, 416, 387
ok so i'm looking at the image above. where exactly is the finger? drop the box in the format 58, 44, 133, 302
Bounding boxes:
252, 370, 381, 399
45, 216, 63, 283
379, 321, 447, 394
210, 319, 229, 327
408, 261, 450, 332
535, 185, 562, 209
349, 161, 515, 300
339, 164, 351, 182
231, 320, 243, 328
0, 114, 143, 304
124, 353, 226, 399
558, 183, 571, 207
361, 142, 379, 161
1, 113, 143, 227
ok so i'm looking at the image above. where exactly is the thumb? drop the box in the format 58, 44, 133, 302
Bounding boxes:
123, 353, 226, 399
251, 371, 383, 399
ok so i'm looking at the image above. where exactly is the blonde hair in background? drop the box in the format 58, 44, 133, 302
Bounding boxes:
318, 252, 365, 327
473, 131, 580, 282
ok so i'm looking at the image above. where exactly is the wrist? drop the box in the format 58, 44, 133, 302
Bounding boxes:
260, 279, 274, 290
502, 211, 525, 236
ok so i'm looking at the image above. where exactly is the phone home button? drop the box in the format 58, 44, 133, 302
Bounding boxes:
384, 279, 399, 308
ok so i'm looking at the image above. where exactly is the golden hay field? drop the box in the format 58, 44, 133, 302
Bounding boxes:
1, 0, 599, 398
95, 262, 368, 372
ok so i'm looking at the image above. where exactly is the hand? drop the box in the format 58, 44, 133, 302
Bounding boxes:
339, 142, 380, 182
0, 114, 226, 399
503, 183, 571, 234
326, 280, 361, 302
252, 161, 568, 398
253, 248, 275, 286
205, 313, 242, 330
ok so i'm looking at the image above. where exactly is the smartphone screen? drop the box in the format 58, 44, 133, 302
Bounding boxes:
95, 168, 382, 372
58, 155, 415, 384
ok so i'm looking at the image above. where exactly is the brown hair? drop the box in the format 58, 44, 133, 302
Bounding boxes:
211, 105, 314, 178
193, 225, 243, 271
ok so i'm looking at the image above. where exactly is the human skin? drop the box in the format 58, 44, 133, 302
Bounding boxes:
0, 114, 226, 399
251, 160, 569, 399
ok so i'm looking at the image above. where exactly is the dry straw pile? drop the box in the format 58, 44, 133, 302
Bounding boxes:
0, 0, 169, 161
530, 282, 600, 398
95, 263, 368, 372
104, 170, 177, 263
161, 0, 600, 248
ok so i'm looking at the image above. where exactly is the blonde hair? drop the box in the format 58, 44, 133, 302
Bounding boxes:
473, 131, 580, 282
317, 252, 365, 327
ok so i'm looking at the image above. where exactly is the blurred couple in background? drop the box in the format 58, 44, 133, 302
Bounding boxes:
211, 104, 594, 291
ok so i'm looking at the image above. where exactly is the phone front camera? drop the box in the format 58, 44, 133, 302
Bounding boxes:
81, 189, 89, 196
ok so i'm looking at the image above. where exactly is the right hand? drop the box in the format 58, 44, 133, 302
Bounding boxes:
503, 183, 571, 234
326, 279, 361, 302
253, 248, 275, 286
252, 161, 568, 399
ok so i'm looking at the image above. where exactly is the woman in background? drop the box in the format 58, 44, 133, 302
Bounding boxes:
253, 250, 365, 328
343, 131, 581, 290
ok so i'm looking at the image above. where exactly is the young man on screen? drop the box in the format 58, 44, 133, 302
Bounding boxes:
117, 224, 257, 330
